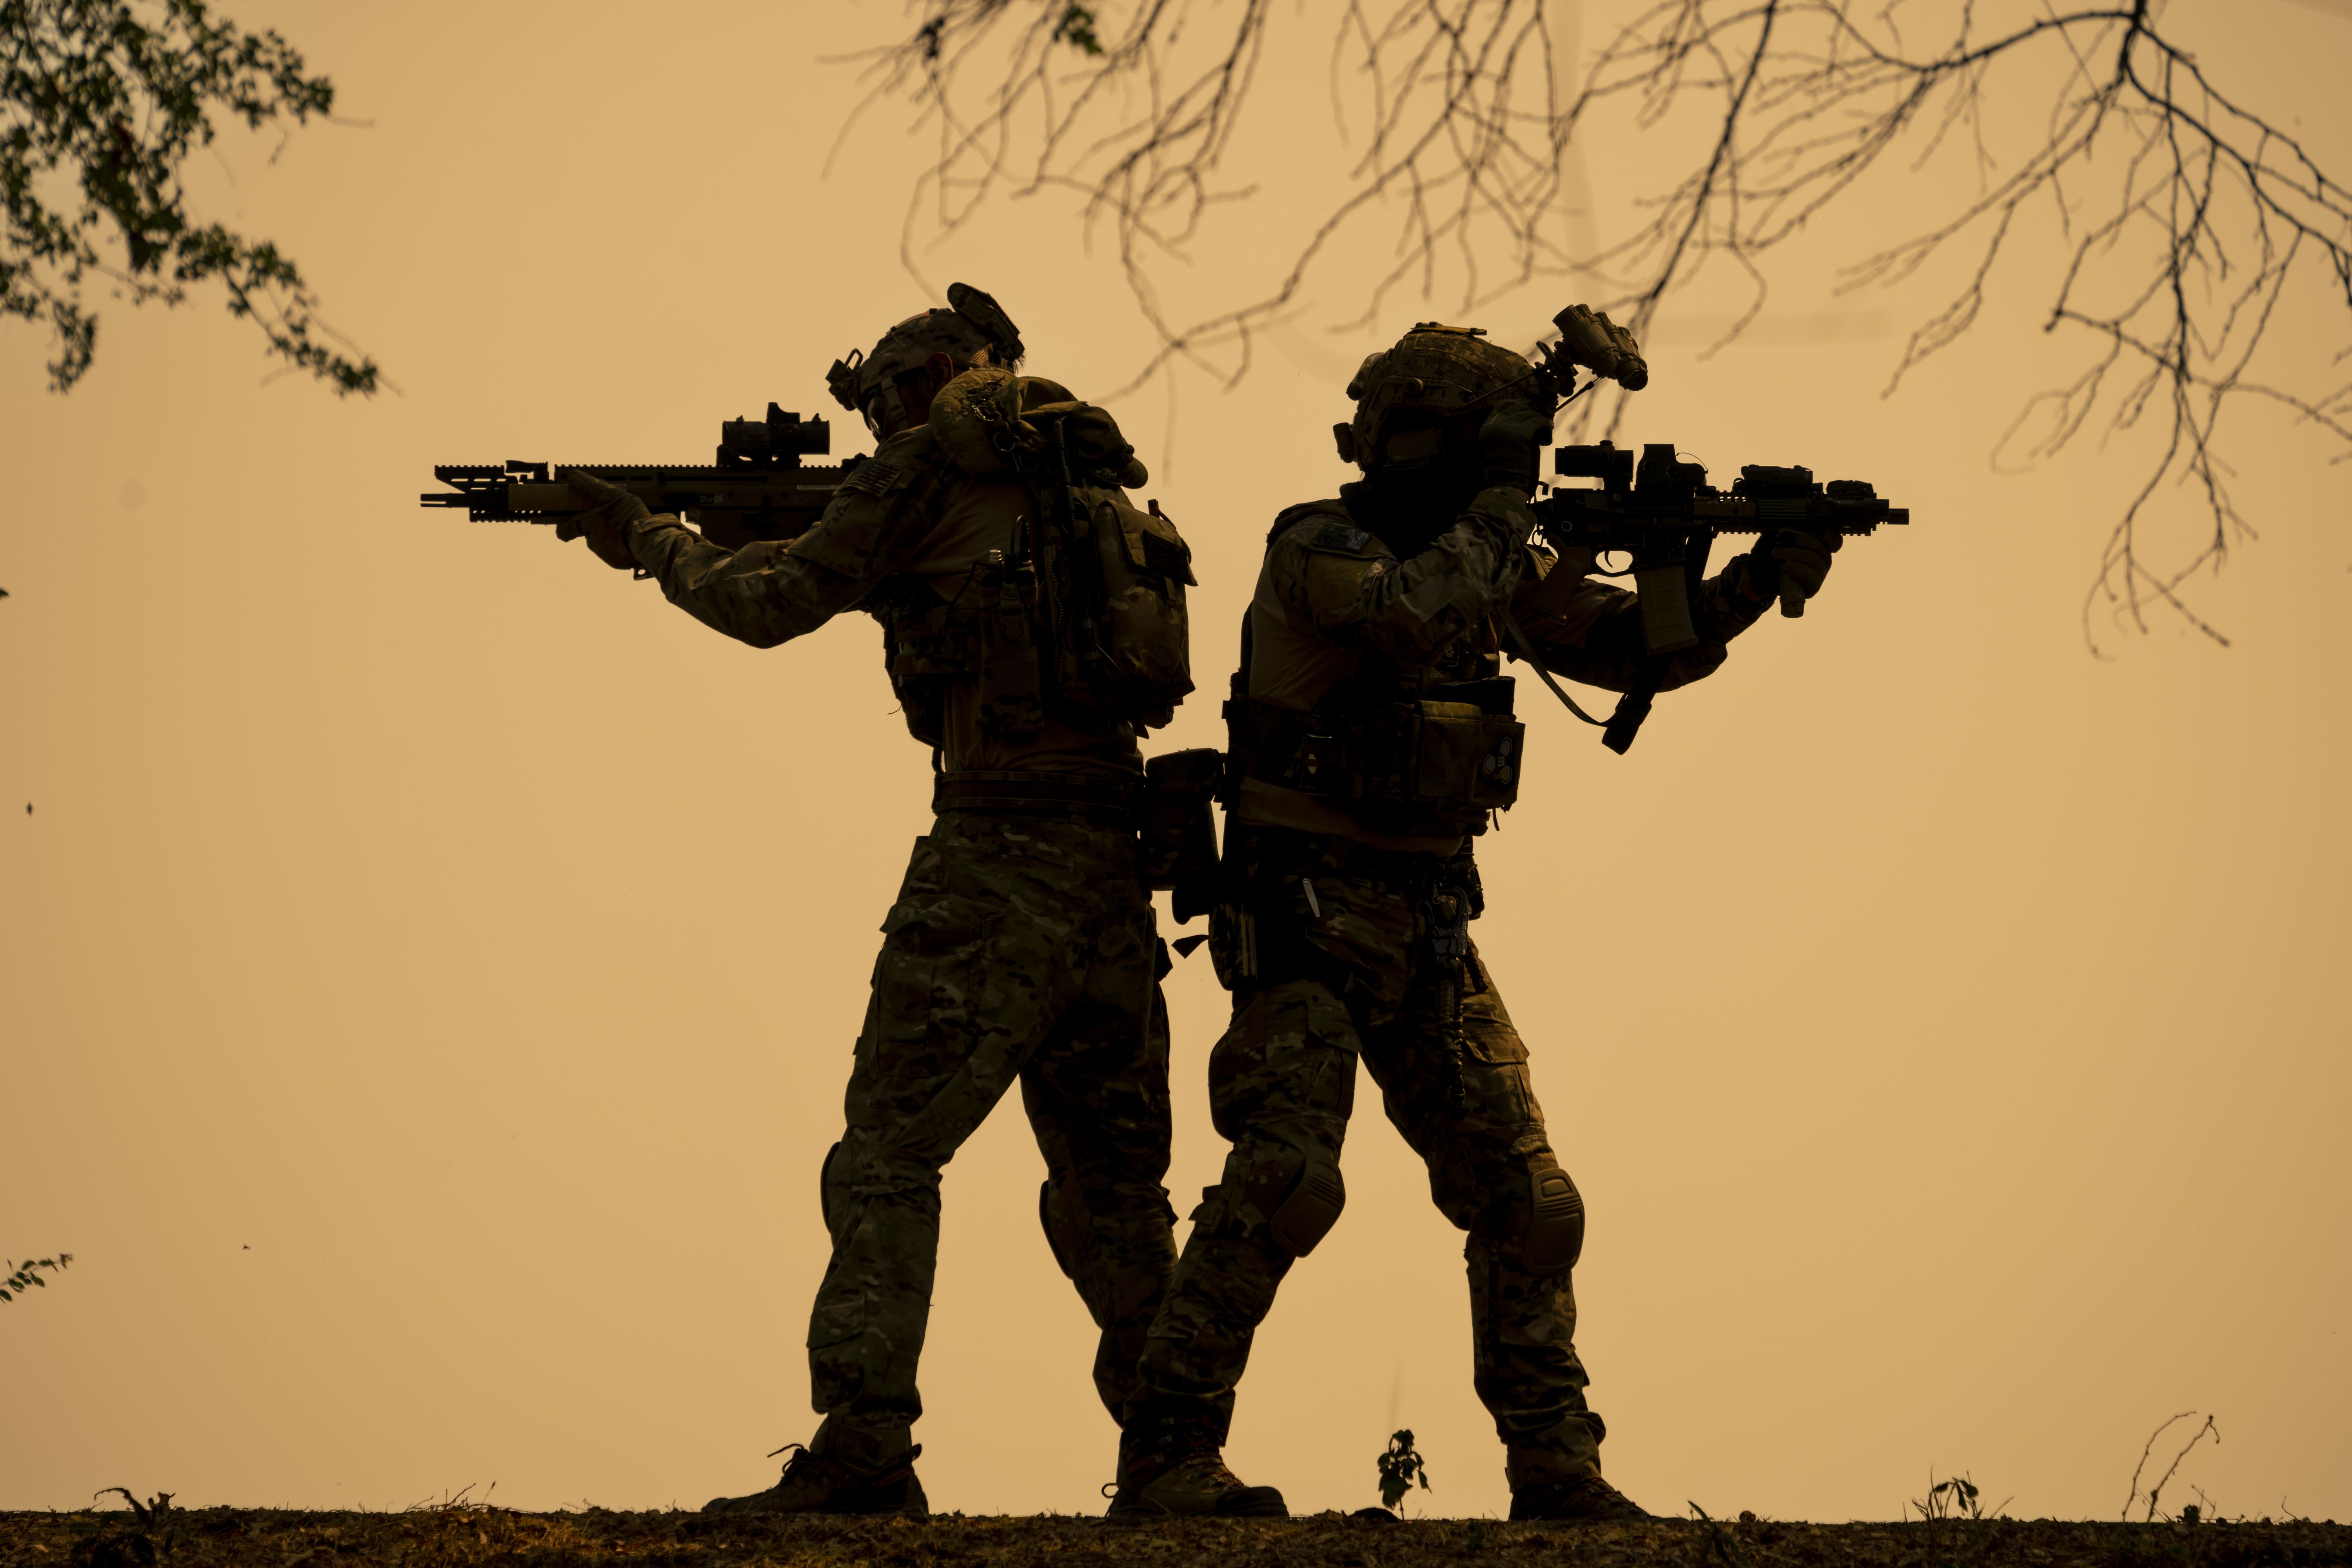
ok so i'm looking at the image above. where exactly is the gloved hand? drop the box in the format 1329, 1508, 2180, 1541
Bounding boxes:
1742, 527, 1842, 617
1476, 399, 1553, 493
556, 468, 652, 572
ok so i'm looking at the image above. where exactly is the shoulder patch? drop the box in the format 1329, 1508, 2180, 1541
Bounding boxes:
1308, 521, 1373, 555
1265, 499, 1355, 550
837, 457, 910, 497
788, 435, 949, 581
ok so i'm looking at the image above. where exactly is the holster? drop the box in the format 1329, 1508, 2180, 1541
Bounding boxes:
1140, 748, 1223, 902
1203, 827, 1485, 1027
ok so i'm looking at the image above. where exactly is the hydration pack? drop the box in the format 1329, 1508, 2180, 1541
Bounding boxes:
913, 368, 1196, 734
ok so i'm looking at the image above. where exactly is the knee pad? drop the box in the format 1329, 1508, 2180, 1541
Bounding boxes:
1232, 1143, 1347, 1257
1269, 1157, 1347, 1258
1038, 1178, 1081, 1281
1522, 1163, 1584, 1275
819, 1141, 849, 1240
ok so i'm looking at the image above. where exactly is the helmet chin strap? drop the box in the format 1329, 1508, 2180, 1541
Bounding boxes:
1352, 463, 1488, 553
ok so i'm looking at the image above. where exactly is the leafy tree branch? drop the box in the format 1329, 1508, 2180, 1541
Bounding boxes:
2, 1252, 72, 1302
2, 0, 377, 393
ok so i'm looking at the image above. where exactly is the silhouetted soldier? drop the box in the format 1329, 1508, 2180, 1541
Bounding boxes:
1108, 322, 1838, 1521
555, 289, 1201, 1516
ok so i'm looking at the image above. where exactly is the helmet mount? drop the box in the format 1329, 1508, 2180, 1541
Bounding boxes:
828, 283, 1027, 434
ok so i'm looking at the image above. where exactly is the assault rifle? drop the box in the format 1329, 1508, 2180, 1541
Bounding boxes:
418, 403, 859, 556
1512, 439, 1910, 754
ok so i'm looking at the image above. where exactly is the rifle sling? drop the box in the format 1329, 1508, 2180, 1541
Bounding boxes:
1495, 606, 1608, 729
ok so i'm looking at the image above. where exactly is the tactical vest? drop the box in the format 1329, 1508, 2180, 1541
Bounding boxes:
1226, 505, 1525, 839
876, 369, 1196, 744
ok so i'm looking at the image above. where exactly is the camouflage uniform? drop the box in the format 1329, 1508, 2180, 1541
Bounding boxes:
1133, 466, 1775, 1493
601, 349, 1188, 1481
815, 809, 1176, 1470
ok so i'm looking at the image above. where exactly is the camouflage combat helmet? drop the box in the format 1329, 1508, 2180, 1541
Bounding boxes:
829, 282, 1025, 432
1337, 323, 1550, 472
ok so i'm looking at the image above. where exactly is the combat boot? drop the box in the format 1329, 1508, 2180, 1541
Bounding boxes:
701, 1442, 929, 1517
1508, 1473, 1651, 1523
1105, 1406, 1287, 1520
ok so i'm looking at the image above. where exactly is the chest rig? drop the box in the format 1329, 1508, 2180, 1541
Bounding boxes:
1225, 506, 1526, 840
873, 370, 1197, 746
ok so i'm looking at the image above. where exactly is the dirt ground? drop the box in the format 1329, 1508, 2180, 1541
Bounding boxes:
4, 1505, 2348, 1568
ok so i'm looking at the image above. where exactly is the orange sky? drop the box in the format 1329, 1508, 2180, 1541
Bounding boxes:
4, 0, 2347, 1525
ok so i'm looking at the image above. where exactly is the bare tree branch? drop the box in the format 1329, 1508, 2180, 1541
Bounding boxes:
848, 0, 2352, 648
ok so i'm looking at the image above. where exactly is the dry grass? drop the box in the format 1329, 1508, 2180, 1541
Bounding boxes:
3, 1505, 2347, 1568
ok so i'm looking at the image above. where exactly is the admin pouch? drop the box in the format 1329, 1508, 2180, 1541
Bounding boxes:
1231, 681, 1524, 839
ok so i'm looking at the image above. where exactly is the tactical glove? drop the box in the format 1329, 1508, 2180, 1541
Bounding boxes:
1476, 399, 1553, 494
1467, 485, 1541, 552
557, 468, 652, 572
1741, 527, 1842, 617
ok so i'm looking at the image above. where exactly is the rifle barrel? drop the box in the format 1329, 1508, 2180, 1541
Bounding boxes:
420, 459, 863, 550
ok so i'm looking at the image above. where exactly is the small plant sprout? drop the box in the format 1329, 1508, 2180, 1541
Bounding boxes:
1377, 1430, 1432, 1515
1911, 1471, 2011, 1522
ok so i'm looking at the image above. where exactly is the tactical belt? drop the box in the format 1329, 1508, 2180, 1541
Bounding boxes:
932, 768, 1143, 822
1226, 824, 1454, 895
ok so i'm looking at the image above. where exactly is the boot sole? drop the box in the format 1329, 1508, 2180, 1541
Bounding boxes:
1105, 1486, 1289, 1521
702, 1475, 929, 1518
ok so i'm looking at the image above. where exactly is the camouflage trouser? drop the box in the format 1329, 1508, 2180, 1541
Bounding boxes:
1135, 827, 1606, 1488
807, 811, 1178, 1471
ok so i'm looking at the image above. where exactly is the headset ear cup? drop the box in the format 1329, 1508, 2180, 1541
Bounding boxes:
1333, 423, 1358, 464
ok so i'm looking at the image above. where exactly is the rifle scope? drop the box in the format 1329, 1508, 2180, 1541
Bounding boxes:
719, 403, 832, 466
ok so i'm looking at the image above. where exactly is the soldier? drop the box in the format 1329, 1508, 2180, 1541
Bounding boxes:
1107, 322, 1840, 1521
552, 287, 1206, 1517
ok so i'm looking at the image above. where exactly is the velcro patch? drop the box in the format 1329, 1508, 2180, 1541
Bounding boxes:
1140, 530, 1192, 582
1309, 521, 1372, 554
837, 459, 907, 497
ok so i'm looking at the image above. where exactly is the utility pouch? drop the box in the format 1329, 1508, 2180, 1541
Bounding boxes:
1141, 748, 1223, 898
1426, 882, 1474, 958
882, 586, 980, 748
1089, 494, 1196, 732
976, 552, 1047, 736
1206, 902, 1257, 994
1236, 688, 1524, 836
1392, 699, 1525, 817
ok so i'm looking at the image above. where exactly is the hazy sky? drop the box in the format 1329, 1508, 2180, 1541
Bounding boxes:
5, 0, 2347, 1525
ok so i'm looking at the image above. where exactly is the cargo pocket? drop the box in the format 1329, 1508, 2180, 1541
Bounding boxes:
1459, 1015, 1537, 1128
869, 893, 993, 1052
1207, 986, 1359, 1145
